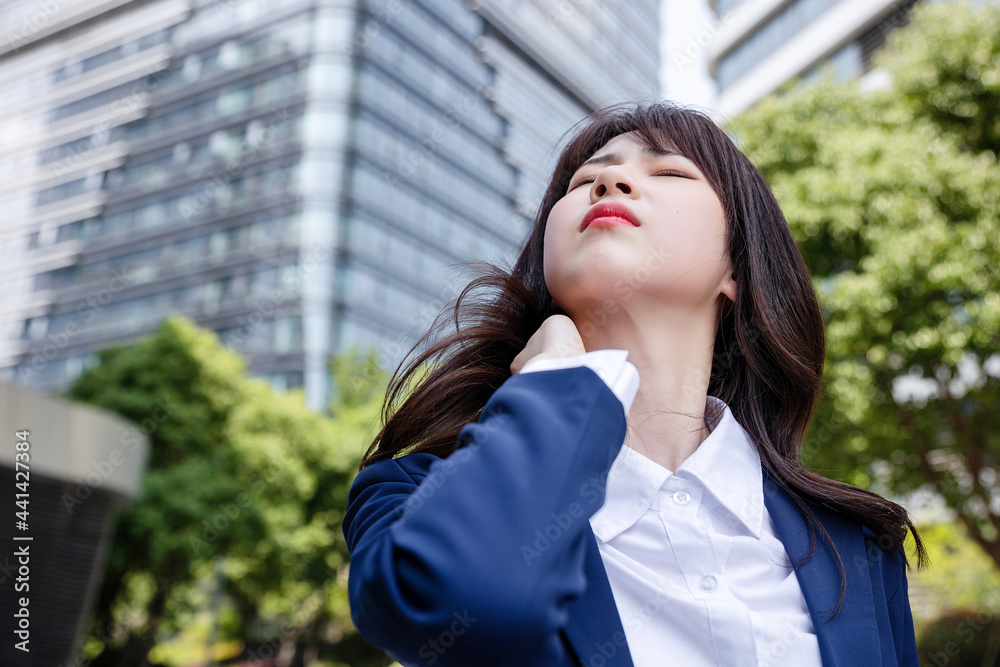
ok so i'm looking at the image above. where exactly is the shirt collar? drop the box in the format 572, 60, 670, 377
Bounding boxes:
589, 396, 764, 543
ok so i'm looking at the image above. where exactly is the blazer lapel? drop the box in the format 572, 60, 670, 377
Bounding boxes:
563, 524, 635, 667
762, 468, 882, 667
562, 473, 882, 667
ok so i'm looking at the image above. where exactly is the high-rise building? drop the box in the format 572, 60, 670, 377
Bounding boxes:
707, 0, 923, 117
0, 0, 661, 410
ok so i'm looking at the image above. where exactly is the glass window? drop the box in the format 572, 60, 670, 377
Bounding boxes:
36, 178, 89, 206
715, 0, 744, 16
280, 262, 300, 293
135, 202, 167, 229
24, 316, 48, 340
717, 0, 845, 90
132, 262, 158, 284
177, 235, 207, 263
219, 276, 234, 302
250, 221, 269, 247
82, 45, 122, 73
219, 40, 247, 70
64, 355, 85, 381
217, 85, 252, 115
253, 268, 277, 295
174, 141, 192, 162
209, 230, 227, 257
56, 220, 82, 243
51, 79, 143, 122
226, 225, 244, 251
274, 314, 302, 353
203, 281, 221, 313
283, 215, 301, 243
83, 218, 104, 239
182, 54, 201, 81
39, 135, 95, 165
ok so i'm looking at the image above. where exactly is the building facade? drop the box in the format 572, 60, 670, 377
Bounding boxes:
707, 0, 923, 117
0, 0, 660, 410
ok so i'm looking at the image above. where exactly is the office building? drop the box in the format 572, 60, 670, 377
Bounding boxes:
0, 0, 661, 410
707, 0, 922, 117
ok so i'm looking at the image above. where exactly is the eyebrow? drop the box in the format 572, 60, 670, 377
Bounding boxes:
576, 144, 680, 171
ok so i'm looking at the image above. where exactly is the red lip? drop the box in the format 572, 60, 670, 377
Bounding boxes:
580, 202, 641, 232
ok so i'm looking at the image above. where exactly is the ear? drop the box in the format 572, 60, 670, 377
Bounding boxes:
719, 273, 736, 303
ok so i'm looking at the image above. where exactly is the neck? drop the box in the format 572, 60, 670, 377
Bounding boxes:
576, 300, 718, 472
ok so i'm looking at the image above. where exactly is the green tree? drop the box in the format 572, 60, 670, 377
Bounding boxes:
66, 318, 391, 666
66, 317, 268, 665
730, 1, 1000, 567
902, 521, 1000, 632
885, 0, 1000, 155
219, 345, 394, 664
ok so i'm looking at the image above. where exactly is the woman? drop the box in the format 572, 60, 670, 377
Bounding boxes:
342, 101, 927, 666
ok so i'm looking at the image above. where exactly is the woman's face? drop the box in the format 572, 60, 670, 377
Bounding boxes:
544, 130, 735, 317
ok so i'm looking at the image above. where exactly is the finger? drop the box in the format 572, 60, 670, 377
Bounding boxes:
511, 347, 534, 375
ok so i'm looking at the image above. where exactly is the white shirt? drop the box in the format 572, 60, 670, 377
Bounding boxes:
521, 349, 823, 667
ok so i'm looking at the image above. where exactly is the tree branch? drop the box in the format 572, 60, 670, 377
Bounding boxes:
895, 405, 1000, 569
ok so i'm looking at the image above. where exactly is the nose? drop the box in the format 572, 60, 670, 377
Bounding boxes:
591, 165, 636, 200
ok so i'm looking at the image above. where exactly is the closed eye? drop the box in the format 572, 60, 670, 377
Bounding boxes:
568, 170, 692, 191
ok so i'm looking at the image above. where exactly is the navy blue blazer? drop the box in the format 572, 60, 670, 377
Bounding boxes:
343, 365, 919, 666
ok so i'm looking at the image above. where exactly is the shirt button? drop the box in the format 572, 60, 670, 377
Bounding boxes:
672, 491, 690, 505
699, 575, 717, 592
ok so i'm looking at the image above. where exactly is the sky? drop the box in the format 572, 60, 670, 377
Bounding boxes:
659, 0, 719, 111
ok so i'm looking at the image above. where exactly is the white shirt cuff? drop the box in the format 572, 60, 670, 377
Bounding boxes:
520, 349, 640, 414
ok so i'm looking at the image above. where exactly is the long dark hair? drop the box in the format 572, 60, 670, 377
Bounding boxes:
356, 101, 928, 618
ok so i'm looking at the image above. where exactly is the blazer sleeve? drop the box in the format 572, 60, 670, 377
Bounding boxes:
342, 365, 631, 666
887, 549, 919, 666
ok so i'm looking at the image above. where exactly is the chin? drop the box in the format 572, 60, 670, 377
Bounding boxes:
553, 284, 622, 320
